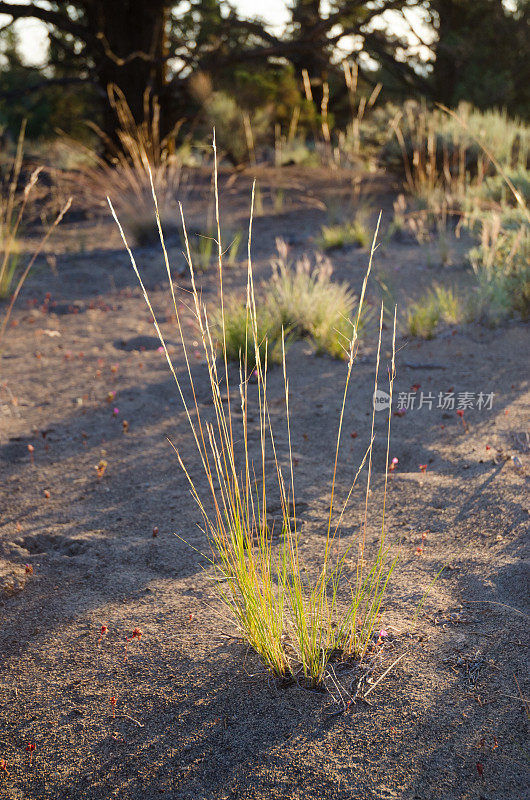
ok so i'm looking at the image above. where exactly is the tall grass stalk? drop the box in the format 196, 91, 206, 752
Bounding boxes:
109, 142, 397, 686
0, 196, 72, 347
79, 86, 184, 244
0, 122, 43, 299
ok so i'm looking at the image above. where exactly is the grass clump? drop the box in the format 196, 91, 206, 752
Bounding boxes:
214, 239, 366, 364
80, 87, 184, 245
388, 102, 529, 321
110, 144, 398, 687
0, 122, 39, 299
407, 285, 462, 339
0, 122, 71, 346
318, 217, 369, 250
221, 293, 284, 370
469, 214, 530, 322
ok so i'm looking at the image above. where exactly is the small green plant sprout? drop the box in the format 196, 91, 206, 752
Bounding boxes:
272, 189, 285, 214
109, 138, 398, 687
226, 229, 243, 266
253, 183, 265, 216
181, 229, 215, 272
407, 285, 463, 339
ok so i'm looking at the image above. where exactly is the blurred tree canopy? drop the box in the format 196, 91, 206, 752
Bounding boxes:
0, 0, 527, 145
430, 0, 529, 115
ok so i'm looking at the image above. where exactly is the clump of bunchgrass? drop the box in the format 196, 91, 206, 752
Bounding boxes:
0, 195, 72, 347
389, 102, 529, 321
0, 122, 41, 299
221, 292, 284, 370
0, 121, 72, 346
407, 285, 462, 339
80, 86, 184, 245
318, 217, 369, 250
109, 141, 397, 687
468, 214, 530, 322
185, 230, 214, 272
271, 240, 365, 357
214, 238, 368, 363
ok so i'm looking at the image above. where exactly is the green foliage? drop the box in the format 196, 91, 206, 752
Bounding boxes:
318, 218, 370, 250
113, 173, 398, 685
220, 295, 285, 371
215, 241, 365, 364
468, 215, 530, 322
278, 140, 319, 167
431, 0, 530, 118
407, 285, 463, 338
0, 123, 36, 299
185, 230, 215, 272
0, 31, 97, 142
385, 101, 530, 323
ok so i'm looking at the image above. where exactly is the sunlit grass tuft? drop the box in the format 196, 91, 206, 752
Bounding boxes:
407, 285, 462, 339
109, 141, 397, 686
214, 239, 369, 363
0, 122, 39, 300
79, 87, 184, 245
318, 217, 370, 250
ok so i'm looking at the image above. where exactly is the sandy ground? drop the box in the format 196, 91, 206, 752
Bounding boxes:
0, 167, 529, 799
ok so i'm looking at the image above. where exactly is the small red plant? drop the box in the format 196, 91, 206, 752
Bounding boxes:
456, 409, 467, 429
0, 758, 9, 776
110, 696, 117, 718
97, 624, 108, 647
25, 743, 35, 765
124, 627, 143, 660
419, 464, 427, 474
416, 530, 428, 555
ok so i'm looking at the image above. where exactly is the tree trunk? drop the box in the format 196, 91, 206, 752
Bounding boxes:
290, 0, 330, 80
82, 0, 170, 142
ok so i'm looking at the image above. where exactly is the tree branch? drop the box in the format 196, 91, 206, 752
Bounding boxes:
0, 2, 91, 43
0, 76, 104, 102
